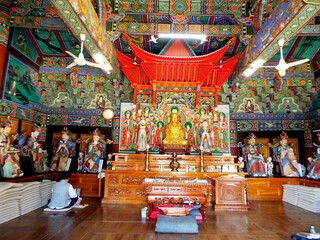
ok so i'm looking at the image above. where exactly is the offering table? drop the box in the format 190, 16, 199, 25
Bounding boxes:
143, 179, 210, 219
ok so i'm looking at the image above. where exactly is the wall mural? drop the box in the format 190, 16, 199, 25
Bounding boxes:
119, 101, 230, 155
0, 5, 9, 47
38, 63, 133, 109
87, 93, 112, 109
38, 56, 316, 116
3, 55, 40, 105
224, 66, 316, 115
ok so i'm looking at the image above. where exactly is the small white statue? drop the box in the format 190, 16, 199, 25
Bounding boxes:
238, 156, 245, 172
267, 157, 273, 176
77, 152, 84, 172
307, 157, 314, 166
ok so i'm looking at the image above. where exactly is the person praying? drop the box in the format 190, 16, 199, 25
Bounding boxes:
47, 171, 78, 210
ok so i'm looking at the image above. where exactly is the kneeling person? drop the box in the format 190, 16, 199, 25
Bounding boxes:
48, 171, 78, 209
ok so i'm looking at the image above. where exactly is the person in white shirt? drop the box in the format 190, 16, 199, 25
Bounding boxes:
48, 171, 78, 209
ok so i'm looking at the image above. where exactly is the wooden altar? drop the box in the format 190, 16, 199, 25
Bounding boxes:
111, 153, 239, 173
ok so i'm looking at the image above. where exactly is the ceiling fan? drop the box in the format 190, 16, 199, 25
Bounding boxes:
65, 34, 111, 73
243, 39, 310, 77
261, 39, 310, 77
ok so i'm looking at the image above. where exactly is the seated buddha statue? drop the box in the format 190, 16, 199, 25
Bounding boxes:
163, 111, 188, 146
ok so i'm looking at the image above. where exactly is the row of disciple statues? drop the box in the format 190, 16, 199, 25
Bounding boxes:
1, 116, 319, 179
0, 118, 112, 178
239, 131, 320, 179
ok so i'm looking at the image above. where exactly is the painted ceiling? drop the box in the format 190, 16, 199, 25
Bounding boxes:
6, 0, 320, 80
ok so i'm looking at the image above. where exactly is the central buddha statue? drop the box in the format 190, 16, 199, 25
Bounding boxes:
163, 111, 188, 146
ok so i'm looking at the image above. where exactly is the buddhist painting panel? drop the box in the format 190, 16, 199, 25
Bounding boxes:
118, 102, 231, 155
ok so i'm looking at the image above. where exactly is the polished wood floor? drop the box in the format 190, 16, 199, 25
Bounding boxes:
0, 198, 319, 240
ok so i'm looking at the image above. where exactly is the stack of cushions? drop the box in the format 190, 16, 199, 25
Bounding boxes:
20, 182, 42, 215
282, 184, 299, 205
296, 186, 320, 213
283, 185, 320, 213
40, 180, 56, 206
155, 215, 198, 233
0, 180, 57, 224
0, 182, 24, 224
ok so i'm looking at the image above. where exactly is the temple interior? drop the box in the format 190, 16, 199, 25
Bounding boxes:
0, 0, 320, 238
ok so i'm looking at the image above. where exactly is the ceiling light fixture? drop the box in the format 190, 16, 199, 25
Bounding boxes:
251, 59, 265, 68
242, 59, 266, 77
243, 68, 255, 77
132, 57, 138, 65
150, 35, 159, 43
158, 33, 207, 40
92, 53, 113, 72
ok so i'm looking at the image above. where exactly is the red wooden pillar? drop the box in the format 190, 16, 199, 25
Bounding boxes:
0, 45, 8, 90
152, 81, 156, 108
0, 2, 9, 91
214, 91, 218, 108
195, 83, 201, 109
133, 83, 137, 104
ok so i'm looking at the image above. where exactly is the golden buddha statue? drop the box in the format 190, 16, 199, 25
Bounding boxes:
163, 111, 188, 146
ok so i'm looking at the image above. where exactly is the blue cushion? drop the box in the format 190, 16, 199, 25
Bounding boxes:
189, 209, 201, 216
193, 204, 201, 209
155, 215, 198, 233
291, 233, 320, 240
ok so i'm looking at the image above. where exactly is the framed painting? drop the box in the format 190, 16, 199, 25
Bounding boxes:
211, 104, 231, 154
3, 55, 40, 105
119, 102, 136, 152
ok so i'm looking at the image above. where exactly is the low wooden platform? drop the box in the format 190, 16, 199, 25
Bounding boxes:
102, 170, 320, 205
246, 177, 320, 201
69, 173, 104, 197
102, 170, 246, 205
0, 175, 44, 183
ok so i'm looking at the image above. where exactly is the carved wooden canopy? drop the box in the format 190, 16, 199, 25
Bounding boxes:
116, 37, 242, 106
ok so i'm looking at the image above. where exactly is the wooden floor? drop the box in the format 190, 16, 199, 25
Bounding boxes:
1, 198, 319, 240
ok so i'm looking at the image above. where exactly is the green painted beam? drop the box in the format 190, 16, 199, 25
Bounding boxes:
247, 3, 320, 65
297, 24, 320, 36
115, 22, 243, 36
231, 2, 320, 81
9, 16, 67, 30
